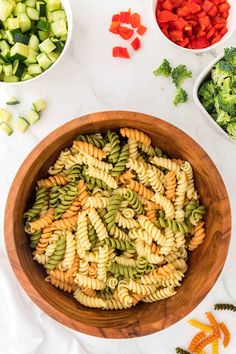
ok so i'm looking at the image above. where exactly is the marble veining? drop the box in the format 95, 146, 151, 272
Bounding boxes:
0, 0, 236, 353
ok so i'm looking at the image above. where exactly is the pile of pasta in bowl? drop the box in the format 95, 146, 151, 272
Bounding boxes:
24, 128, 206, 310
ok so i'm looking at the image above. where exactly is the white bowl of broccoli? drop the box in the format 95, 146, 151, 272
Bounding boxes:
193, 48, 236, 143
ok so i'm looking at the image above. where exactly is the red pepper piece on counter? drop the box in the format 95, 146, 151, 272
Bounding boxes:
137, 25, 147, 35
112, 47, 130, 59
131, 37, 141, 51
118, 26, 134, 40
120, 11, 131, 24
112, 14, 120, 22
130, 13, 141, 28
109, 21, 121, 34
157, 10, 178, 22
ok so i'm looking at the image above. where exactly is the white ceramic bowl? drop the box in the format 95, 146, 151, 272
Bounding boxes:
0, 0, 73, 86
152, 0, 236, 54
193, 52, 236, 143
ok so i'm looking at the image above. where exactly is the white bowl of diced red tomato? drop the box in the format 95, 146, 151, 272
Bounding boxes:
0, 0, 72, 85
153, 0, 235, 52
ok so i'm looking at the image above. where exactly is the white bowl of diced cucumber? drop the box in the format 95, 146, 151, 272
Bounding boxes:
0, 0, 72, 84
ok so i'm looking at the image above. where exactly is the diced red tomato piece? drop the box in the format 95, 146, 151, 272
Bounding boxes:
109, 21, 120, 34
199, 16, 210, 30
218, 2, 230, 12
112, 14, 120, 22
174, 17, 188, 30
169, 29, 184, 41
120, 11, 131, 24
192, 37, 210, 48
206, 27, 216, 38
185, 1, 201, 13
177, 7, 189, 16
130, 13, 141, 28
118, 26, 134, 40
137, 25, 147, 35
131, 37, 141, 51
112, 47, 130, 59
211, 34, 222, 44
157, 10, 178, 22
162, 0, 174, 10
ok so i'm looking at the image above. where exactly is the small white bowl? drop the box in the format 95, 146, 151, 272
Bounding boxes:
193, 52, 236, 143
0, 0, 73, 86
152, 0, 236, 54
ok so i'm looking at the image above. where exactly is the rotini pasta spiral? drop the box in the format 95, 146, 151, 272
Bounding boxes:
111, 144, 129, 177
48, 148, 71, 175
24, 187, 49, 221
37, 175, 69, 188
73, 140, 106, 160
107, 130, 120, 164
120, 128, 151, 146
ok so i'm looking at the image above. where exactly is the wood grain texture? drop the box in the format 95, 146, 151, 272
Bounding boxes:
4, 111, 231, 338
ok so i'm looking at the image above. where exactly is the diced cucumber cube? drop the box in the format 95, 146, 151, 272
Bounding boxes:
0, 107, 12, 122
3, 62, 12, 75
14, 116, 29, 132
38, 30, 48, 41
25, 0, 36, 7
39, 38, 55, 54
18, 13, 31, 33
13, 31, 29, 45
51, 19, 67, 38
47, 51, 59, 63
10, 42, 28, 61
28, 34, 39, 50
5, 30, 14, 44
33, 98, 46, 112
3, 74, 19, 82
1, 49, 11, 62
0, 121, 13, 135
6, 97, 20, 105
47, 0, 61, 11
60, 34, 67, 42
7, 18, 19, 30
0, 64, 2, 74
13, 3, 26, 16
0, 39, 10, 51
21, 72, 32, 81
26, 109, 39, 124
26, 7, 39, 20
0, 0, 13, 21
37, 52, 51, 69
12, 60, 25, 77
51, 10, 66, 21
25, 47, 37, 63
36, 1, 46, 17
27, 63, 42, 75
36, 19, 49, 31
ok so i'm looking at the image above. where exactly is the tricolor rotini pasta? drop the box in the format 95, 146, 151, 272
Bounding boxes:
24, 128, 206, 309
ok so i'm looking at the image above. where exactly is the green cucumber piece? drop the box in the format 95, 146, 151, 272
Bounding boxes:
26, 109, 39, 124
7, 18, 20, 30
51, 39, 64, 52
36, 1, 46, 17
38, 30, 48, 41
51, 19, 67, 37
0, 0, 14, 22
47, 0, 61, 11
47, 51, 58, 63
0, 107, 12, 121
21, 72, 32, 81
1, 49, 11, 63
36, 19, 49, 31
10, 42, 28, 61
25, 47, 37, 63
51, 10, 66, 21
3, 74, 19, 82
6, 97, 20, 105
5, 30, 14, 44
39, 38, 55, 53
33, 99, 46, 112
18, 13, 31, 33
14, 116, 29, 132
13, 31, 30, 44
28, 34, 39, 50
3, 62, 12, 75
37, 52, 51, 69
27, 63, 42, 75
0, 121, 13, 135
0, 39, 10, 51
0, 64, 2, 74
26, 7, 39, 21
25, 0, 36, 7
12, 60, 25, 77
13, 3, 26, 16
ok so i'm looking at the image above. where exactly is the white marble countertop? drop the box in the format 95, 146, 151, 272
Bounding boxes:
0, 1, 236, 353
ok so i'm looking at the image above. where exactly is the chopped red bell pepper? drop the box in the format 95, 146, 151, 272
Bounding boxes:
162, 0, 174, 11
177, 7, 190, 17
174, 17, 188, 30
118, 26, 134, 40
206, 27, 216, 38
211, 34, 222, 43
199, 16, 210, 30
137, 25, 147, 35
192, 37, 210, 48
130, 13, 141, 28
109, 21, 120, 34
218, 2, 230, 12
131, 37, 141, 51
185, 1, 201, 14
112, 47, 130, 59
169, 29, 184, 41
112, 14, 120, 22
157, 10, 178, 22
120, 11, 131, 24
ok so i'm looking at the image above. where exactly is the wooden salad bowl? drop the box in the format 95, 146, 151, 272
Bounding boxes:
4, 111, 231, 338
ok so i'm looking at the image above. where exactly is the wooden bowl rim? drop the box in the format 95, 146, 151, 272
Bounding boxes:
4, 111, 231, 338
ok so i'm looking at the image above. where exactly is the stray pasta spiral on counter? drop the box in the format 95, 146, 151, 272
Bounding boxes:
24, 128, 206, 309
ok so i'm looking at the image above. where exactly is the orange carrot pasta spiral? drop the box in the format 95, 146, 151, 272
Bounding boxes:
37, 175, 69, 187
51, 216, 77, 231
88, 263, 98, 278
120, 128, 151, 146
28, 208, 54, 233
78, 180, 89, 210
73, 141, 106, 160
66, 254, 80, 277
188, 332, 206, 352
193, 334, 218, 353
36, 227, 52, 254
189, 222, 205, 251
205, 312, 221, 338
164, 171, 176, 201
82, 287, 97, 297
61, 197, 80, 219
146, 209, 157, 223
219, 322, 231, 348
127, 180, 154, 200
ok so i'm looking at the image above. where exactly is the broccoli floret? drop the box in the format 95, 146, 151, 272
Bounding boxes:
153, 59, 172, 77
216, 110, 231, 126
222, 77, 231, 93
217, 91, 236, 116
224, 47, 236, 68
172, 64, 192, 87
211, 60, 235, 87
226, 122, 236, 141
198, 80, 215, 113
173, 87, 188, 106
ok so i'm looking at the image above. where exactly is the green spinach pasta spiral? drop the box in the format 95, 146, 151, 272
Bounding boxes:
24, 128, 206, 309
